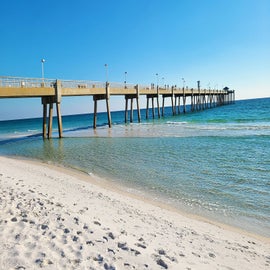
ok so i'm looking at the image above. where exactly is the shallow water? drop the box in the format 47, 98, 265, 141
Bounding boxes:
0, 98, 269, 236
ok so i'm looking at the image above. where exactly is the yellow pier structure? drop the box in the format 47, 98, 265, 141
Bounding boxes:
0, 76, 235, 139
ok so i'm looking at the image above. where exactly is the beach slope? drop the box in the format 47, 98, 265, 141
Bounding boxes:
0, 156, 269, 269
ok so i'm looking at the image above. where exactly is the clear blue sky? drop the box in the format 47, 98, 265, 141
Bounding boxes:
0, 0, 269, 120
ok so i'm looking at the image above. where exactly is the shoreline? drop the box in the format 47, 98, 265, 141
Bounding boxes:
0, 155, 269, 269
9, 154, 270, 242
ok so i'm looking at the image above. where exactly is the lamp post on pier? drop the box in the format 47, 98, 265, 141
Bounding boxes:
104, 64, 108, 82
156, 73, 159, 87
41, 59, 45, 84
182, 77, 185, 90
124, 71, 127, 88
162, 77, 165, 88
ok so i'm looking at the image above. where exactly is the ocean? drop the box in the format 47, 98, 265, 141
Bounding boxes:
0, 97, 269, 237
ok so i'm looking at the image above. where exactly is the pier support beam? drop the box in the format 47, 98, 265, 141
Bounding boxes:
55, 80, 63, 138
124, 87, 141, 123
106, 82, 112, 128
171, 86, 175, 115
202, 91, 207, 110
146, 90, 160, 119
93, 82, 112, 129
56, 103, 63, 138
191, 90, 194, 112
42, 101, 47, 139
146, 97, 149, 119
183, 88, 186, 113
162, 86, 175, 116
93, 94, 107, 128
41, 97, 57, 139
197, 81, 201, 111
146, 95, 158, 119
41, 80, 63, 139
136, 85, 141, 122
48, 102, 53, 138
156, 86, 161, 118
175, 95, 180, 114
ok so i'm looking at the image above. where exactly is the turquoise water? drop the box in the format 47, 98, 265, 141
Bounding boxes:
0, 98, 269, 237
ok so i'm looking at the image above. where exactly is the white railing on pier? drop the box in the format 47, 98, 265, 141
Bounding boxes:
0, 76, 55, 88
0, 76, 228, 94
110, 82, 136, 89
60, 80, 105, 89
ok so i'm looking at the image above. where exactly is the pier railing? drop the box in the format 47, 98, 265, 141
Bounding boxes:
0, 76, 56, 88
0, 76, 226, 93
0, 76, 180, 91
0, 76, 144, 90
60, 79, 106, 89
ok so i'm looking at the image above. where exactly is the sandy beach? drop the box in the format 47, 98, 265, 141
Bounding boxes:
0, 156, 269, 270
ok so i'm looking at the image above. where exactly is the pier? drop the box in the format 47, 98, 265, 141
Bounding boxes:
0, 76, 235, 139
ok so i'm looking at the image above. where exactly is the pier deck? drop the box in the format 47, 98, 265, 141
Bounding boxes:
0, 76, 235, 138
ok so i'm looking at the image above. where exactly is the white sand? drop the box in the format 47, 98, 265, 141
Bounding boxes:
0, 156, 269, 270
